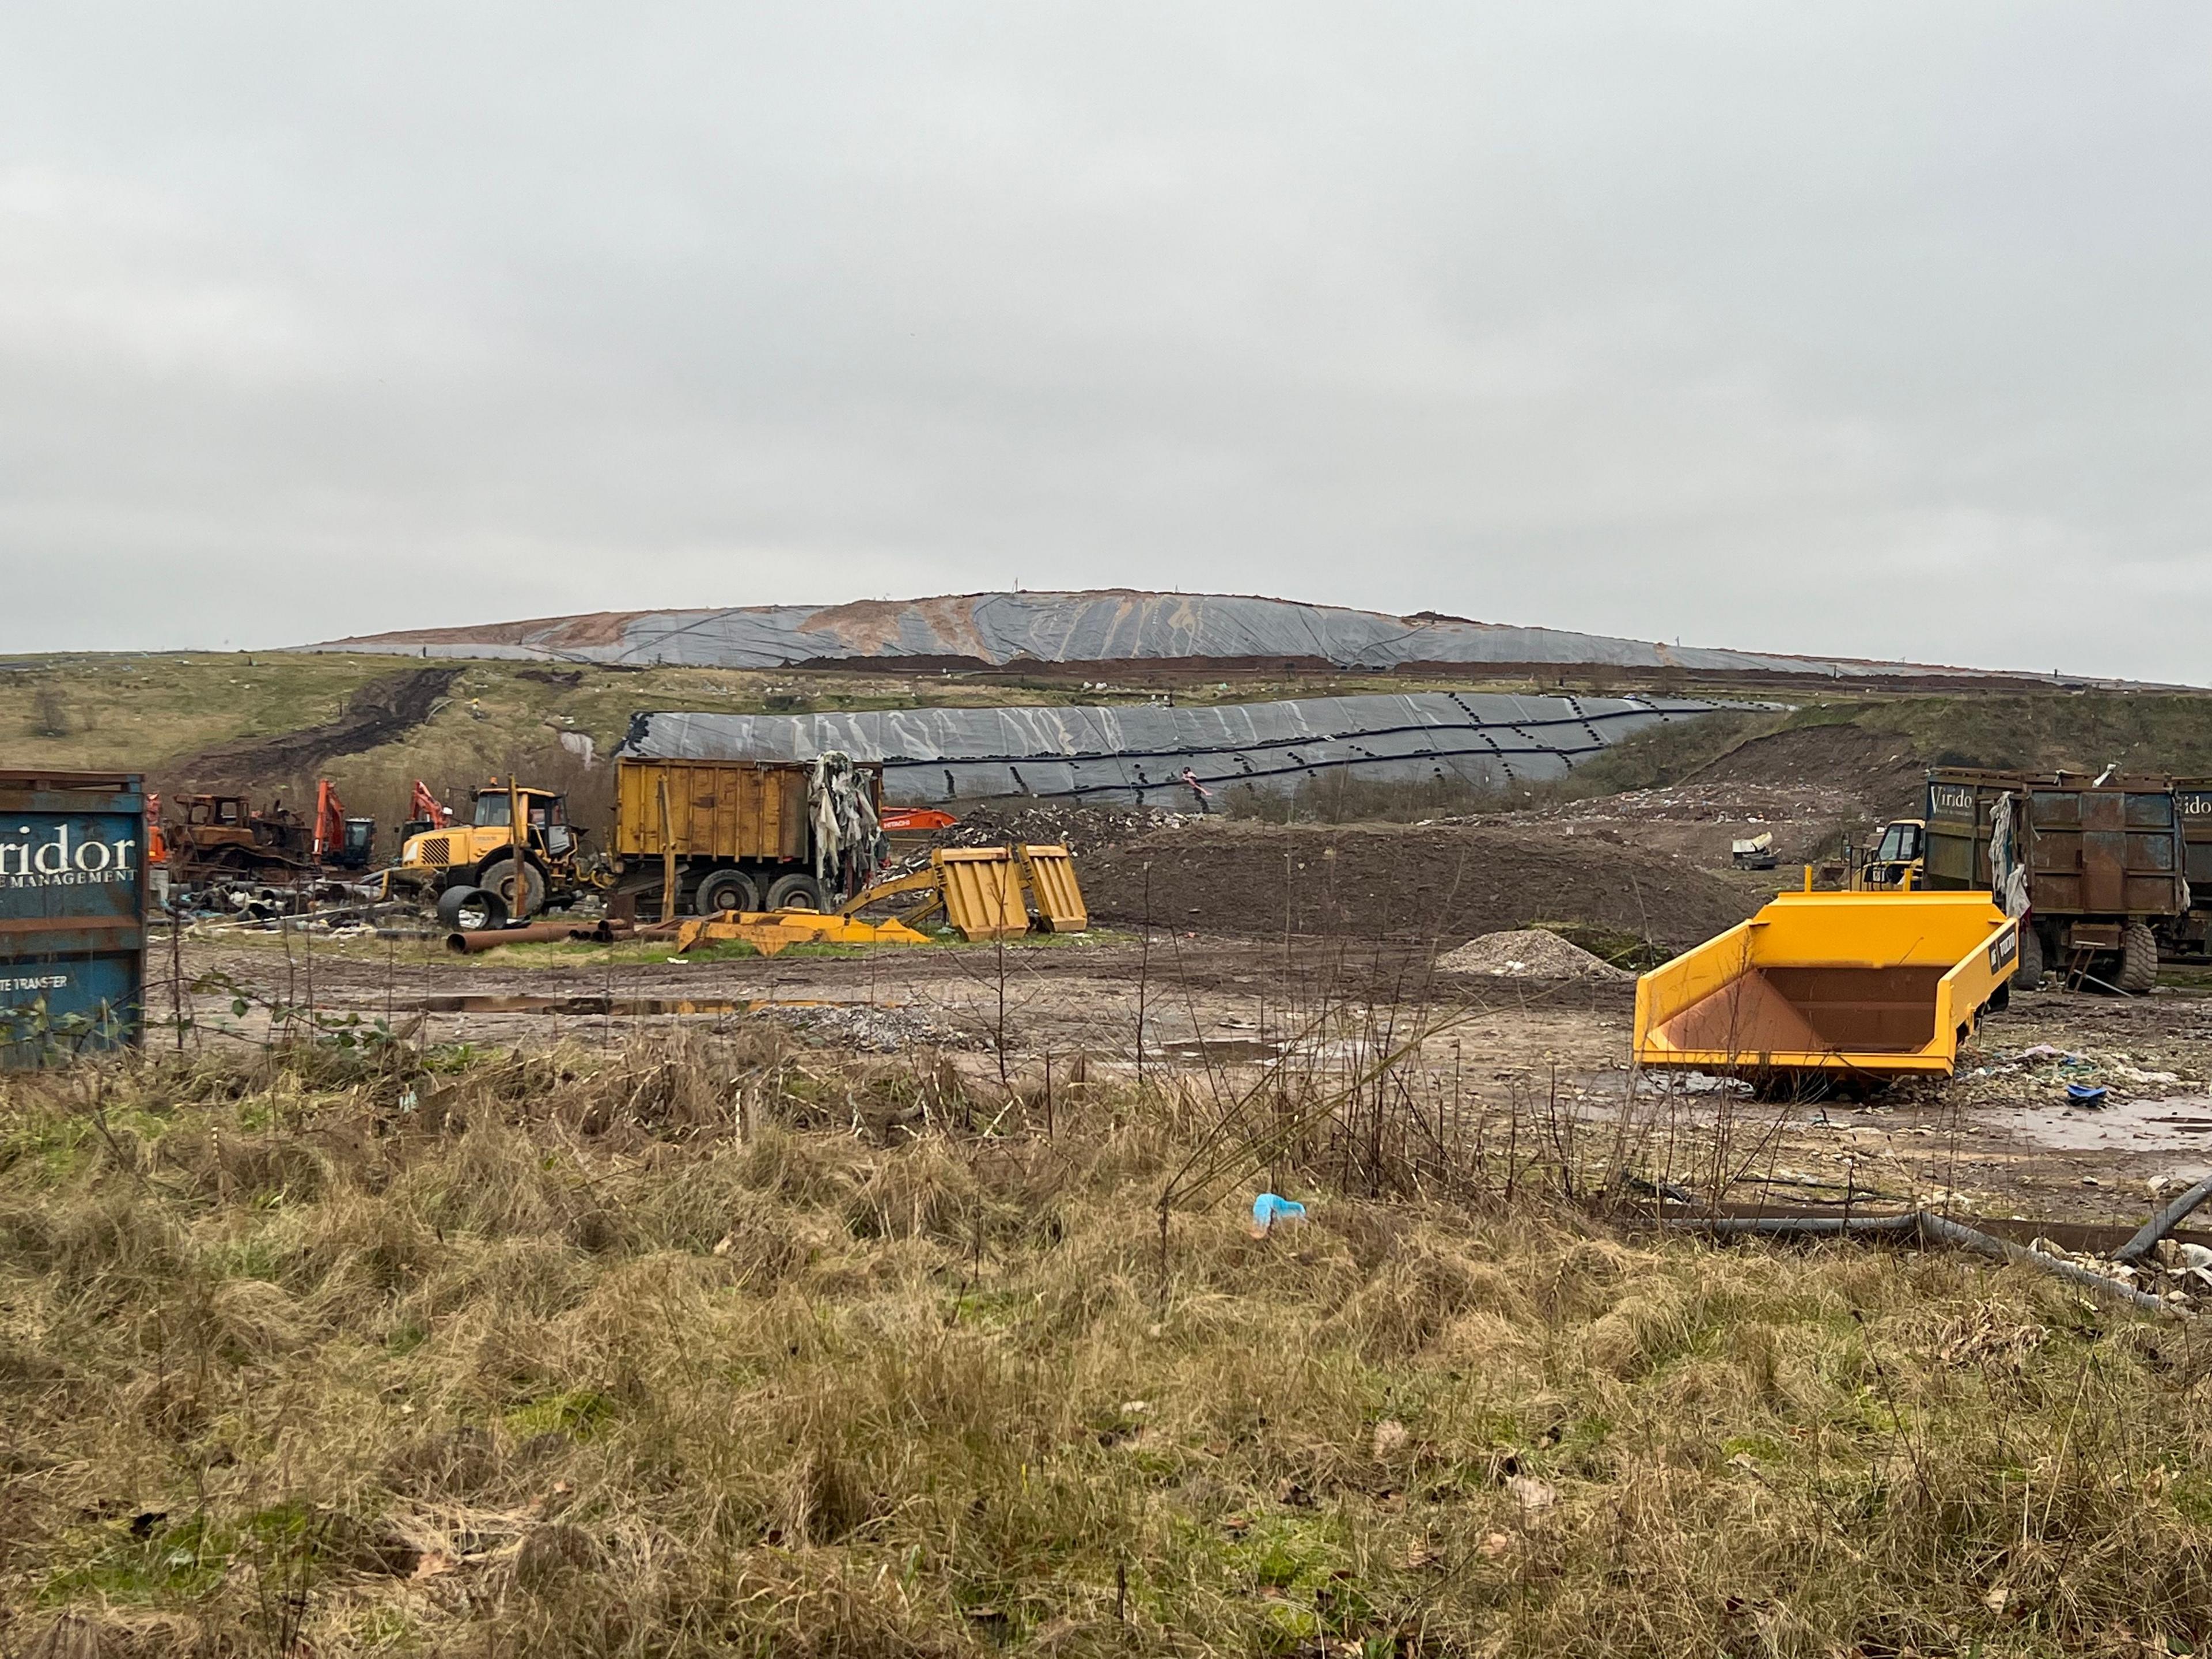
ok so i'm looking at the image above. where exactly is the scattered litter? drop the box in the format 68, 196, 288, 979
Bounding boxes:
1435, 929, 1630, 981
2112, 1064, 2184, 1086
1251, 1193, 1308, 1234
763, 1004, 971, 1053
1505, 1475, 1557, 1514
1371, 1419, 1408, 1459
2067, 1084, 2111, 1107
2013, 1045, 2092, 1067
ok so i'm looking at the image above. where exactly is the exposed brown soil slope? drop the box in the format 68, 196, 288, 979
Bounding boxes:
1688, 722, 1928, 812
1081, 819, 1755, 948
169, 666, 463, 786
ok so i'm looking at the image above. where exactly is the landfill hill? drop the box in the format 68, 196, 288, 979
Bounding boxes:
310, 586, 2120, 693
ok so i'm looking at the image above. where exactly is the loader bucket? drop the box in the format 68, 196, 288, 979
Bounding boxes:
1633, 891, 2019, 1082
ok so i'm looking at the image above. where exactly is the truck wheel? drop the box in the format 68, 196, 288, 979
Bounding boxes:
2015, 924, 2044, 992
765, 873, 823, 912
2119, 921, 2160, 994
695, 869, 761, 916
437, 885, 507, 931
479, 858, 546, 922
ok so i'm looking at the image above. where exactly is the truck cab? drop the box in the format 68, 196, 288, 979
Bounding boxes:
1857, 819, 1925, 891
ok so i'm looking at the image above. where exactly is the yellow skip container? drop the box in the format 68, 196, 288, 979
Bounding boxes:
1633, 890, 2019, 1081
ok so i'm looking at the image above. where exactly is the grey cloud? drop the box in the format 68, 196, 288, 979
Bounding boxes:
1, 3, 2206, 677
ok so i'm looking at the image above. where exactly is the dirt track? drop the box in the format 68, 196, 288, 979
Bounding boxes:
171, 666, 463, 786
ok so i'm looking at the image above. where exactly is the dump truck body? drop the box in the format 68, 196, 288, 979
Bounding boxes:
1919, 768, 2181, 990
611, 757, 884, 916
1634, 891, 2017, 1082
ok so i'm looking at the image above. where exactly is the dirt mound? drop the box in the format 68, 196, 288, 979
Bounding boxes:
1437, 929, 1630, 980
1081, 820, 1753, 949
171, 667, 463, 786
1688, 724, 1925, 812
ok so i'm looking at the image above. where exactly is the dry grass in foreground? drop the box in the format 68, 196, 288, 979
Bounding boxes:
3, 1033, 2212, 1657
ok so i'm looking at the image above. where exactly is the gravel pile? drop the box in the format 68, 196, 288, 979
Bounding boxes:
1435, 928, 1631, 980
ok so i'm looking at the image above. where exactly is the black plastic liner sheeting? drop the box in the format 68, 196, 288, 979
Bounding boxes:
618, 692, 1728, 806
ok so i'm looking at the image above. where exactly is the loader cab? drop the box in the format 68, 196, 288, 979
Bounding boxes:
469, 789, 577, 856
1858, 819, 1926, 891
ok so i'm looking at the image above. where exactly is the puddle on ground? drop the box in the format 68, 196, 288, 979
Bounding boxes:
1974, 1094, 2212, 1172
1153, 1036, 1289, 1065
421, 994, 850, 1017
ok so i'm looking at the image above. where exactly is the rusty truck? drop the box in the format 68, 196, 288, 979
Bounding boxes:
1912, 768, 2185, 993
610, 755, 887, 917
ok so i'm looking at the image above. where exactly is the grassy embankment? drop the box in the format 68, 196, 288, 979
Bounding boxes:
5, 1031, 2211, 1656
13, 649, 2212, 834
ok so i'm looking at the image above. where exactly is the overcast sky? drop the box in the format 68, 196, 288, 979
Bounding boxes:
2, 4, 2207, 676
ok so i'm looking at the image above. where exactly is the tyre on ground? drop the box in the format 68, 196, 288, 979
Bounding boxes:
764, 872, 823, 911
478, 858, 546, 921
437, 884, 507, 931
2014, 923, 2044, 992
694, 868, 761, 916
2119, 919, 2159, 994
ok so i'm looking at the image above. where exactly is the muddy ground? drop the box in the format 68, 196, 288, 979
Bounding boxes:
174, 920, 2212, 1236
149, 769, 2212, 1238
1079, 818, 1758, 950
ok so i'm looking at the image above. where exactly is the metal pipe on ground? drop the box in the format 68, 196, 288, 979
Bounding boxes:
1670, 1209, 2179, 1316
446, 920, 628, 955
2111, 1173, 2212, 1264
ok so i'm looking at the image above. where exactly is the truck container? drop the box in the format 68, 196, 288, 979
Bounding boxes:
611, 757, 885, 916
1920, 768, 2183, 991
1634, 889, 2018, 1085
1, 770, 149, 1068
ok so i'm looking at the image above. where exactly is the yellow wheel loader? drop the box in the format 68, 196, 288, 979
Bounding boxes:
388, 781, 602, 929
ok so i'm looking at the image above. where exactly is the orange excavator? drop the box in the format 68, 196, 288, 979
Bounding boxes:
312, 780, 378, 870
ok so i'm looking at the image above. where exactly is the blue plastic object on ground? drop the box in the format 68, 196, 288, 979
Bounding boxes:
1252, 1193, 1308, 1230
2066, 1083, 2109, 1107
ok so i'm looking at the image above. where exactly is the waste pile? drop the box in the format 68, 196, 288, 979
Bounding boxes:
1436, 928, 1630, 980
1955, 1042, 2199, 1108
165, 876, 429, 938
762, 1003, 971, 1053
935, 802, 1188, 858
2026, 1232, 2212, 1312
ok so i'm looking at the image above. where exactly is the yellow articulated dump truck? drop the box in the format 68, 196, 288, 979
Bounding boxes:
1633, 889, 2018, 1089
611, 755, 887, 918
